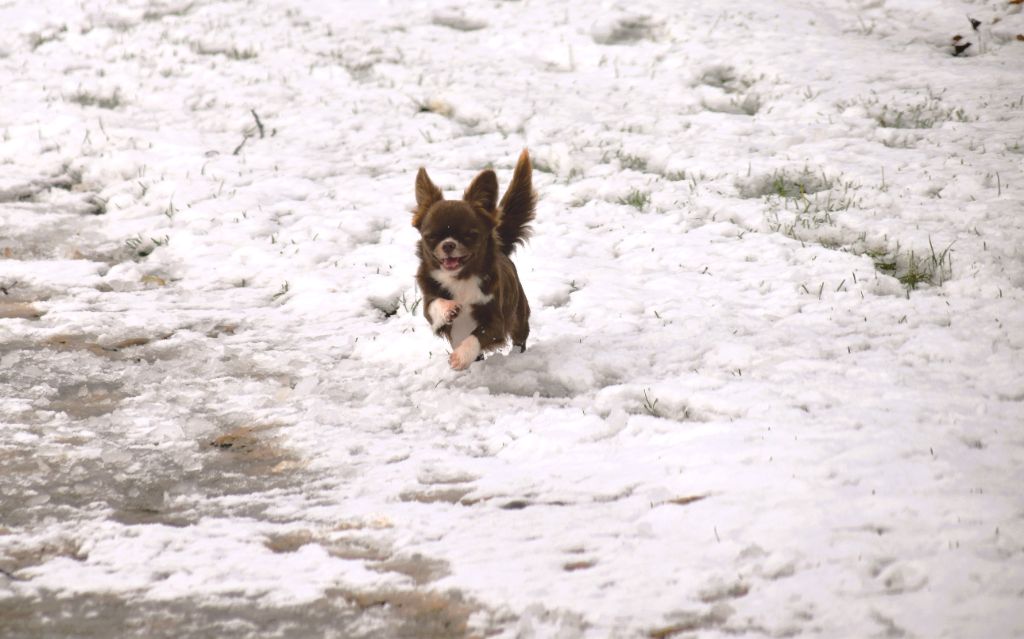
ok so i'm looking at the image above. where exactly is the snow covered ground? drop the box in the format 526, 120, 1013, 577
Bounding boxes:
1, 0, 1023, 636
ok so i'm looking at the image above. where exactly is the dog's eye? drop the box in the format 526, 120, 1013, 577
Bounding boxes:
465, 231, 479, 241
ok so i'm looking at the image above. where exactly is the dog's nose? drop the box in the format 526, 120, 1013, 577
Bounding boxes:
441, 241, 456, 254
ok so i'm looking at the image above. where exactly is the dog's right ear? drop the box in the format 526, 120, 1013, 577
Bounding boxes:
413, 168, 444, 228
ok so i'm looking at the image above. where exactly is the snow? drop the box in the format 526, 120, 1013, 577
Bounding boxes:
1, 0, 1023, 637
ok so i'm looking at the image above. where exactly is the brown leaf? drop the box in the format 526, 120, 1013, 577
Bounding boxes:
668, 495, 708, 506
563, 560, 597, 571
140, 274, 167, 286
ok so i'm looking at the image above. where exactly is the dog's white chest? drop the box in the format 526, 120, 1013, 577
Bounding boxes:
449, 307, 476, 347
431, 270, 492, 345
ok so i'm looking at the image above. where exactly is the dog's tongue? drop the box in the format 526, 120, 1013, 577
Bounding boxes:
442, 257, 462, 270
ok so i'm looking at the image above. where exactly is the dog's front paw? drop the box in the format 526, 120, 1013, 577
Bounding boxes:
429, 299, 461, 330
442, 301, 461, 324
449, 336, 481, 371
449, 351, 470, 370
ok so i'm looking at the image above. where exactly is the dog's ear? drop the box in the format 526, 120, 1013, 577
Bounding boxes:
413, 168, 443, 228
463, 170, 498, 213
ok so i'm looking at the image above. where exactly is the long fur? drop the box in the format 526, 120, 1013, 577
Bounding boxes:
413, 150, 535, 369
496, 149, 536, 256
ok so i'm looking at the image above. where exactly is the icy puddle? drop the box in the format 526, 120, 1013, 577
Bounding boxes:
1, 326, 486, 637
0, 590, 480, 639
1, 341, 489, 636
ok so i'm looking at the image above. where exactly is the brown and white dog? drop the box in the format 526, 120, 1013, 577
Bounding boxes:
412, 150, 536, 370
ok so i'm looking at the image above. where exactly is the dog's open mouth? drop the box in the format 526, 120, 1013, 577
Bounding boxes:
441, 256, 468, 271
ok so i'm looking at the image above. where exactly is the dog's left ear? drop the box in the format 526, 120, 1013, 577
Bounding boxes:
463, 170, 498, 213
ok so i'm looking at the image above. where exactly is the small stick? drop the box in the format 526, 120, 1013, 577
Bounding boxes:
232, 134, 248, 156
250, 109, 265, 138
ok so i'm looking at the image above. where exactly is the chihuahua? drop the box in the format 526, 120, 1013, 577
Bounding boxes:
412, 150, 536, 370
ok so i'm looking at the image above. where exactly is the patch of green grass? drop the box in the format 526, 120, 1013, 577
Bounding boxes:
866, 238, 954, 292
774, 169, 833, 198
837, 90, 971, 129
875, 101, 968, 129
143, 3, 196, 21
125, 234, 169, 258
746, 168, 860, 241
738, 167, 834, 200
897, 254, 931, 289
67, 88, 124, 109
765, 188, 860, 236
748, 167, 873, 250
864, 247, 896, 275
192, 42, 258, 60
227, 47, 258, 60
617, 152, 648, 172
903, 239, 955, 290
697, 65, 758, 94
618, 188, 651, 210
879, 132, 920, 149
399, 291, 422, 315
28, 25, 67, 50
641, 389, 659, 417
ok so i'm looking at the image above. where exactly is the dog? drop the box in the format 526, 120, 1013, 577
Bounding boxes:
412, 150, 536, 370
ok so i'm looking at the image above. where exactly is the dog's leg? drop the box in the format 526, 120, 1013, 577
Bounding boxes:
449, 336, 481, 371
511, 318, 529, 354
450, 323, 505, 370
427, 298, 460, 332
512, 326, 528, 352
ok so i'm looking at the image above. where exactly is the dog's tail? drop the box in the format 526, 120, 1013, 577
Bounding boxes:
497, 149, 536, 256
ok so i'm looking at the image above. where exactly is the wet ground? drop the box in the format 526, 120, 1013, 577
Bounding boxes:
0, 184, 495, 639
